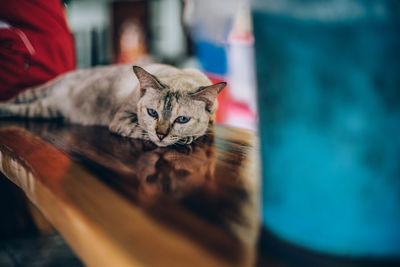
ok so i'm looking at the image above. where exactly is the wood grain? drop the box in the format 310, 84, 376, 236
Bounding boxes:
0, 121, 259, 267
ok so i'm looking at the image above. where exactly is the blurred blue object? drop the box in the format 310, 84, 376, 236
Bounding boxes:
253, 0, 400, 258
195, 40, 227, 75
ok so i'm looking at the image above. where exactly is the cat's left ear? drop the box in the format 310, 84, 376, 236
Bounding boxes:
132, 66, 165, 96
190, 82, 227, 112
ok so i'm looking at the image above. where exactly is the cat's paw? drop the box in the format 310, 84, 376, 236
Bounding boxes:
109, 122, 148, 140
177, 136, 195, 145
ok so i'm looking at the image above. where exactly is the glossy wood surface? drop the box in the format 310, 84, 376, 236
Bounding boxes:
0, 120, 398, 267
0, 120, 259, 267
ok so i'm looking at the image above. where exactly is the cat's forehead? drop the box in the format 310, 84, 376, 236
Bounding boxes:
154, 88, 189, 103
160, 73, 210, 93
150, 90, 203, 113
165, 80, 199, 92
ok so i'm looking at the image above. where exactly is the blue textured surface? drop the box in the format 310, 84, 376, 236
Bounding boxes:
253, 8, 400, 257
195, 41, 227, 75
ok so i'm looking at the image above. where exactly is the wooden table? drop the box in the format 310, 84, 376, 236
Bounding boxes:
0, 120, 398, 267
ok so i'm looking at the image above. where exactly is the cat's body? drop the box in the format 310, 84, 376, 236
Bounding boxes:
0, 64, 226, 147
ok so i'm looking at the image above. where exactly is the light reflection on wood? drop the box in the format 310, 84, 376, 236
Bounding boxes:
0, 121, 260, 267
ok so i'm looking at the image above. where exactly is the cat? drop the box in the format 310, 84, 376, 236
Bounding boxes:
0, 64, 226, 147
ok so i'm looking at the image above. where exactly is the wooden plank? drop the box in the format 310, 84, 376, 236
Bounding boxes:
0, 121, 260, 267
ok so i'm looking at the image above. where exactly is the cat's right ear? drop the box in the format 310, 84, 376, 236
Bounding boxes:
132, 66, 165, 96
190, 82, 227, 112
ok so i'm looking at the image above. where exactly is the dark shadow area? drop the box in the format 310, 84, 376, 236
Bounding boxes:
0, 232, 83, 267
0, 174, 83, 267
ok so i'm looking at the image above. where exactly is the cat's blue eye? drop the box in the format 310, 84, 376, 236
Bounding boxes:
147, 108, 158, 119
175, 116, 190, 124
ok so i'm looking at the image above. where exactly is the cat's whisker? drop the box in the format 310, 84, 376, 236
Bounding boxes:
136, 124, 153, 138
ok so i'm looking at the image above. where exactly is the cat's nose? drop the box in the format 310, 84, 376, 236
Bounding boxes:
156, 132, 167, 141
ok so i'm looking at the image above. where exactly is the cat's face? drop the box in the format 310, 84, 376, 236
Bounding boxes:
133, 66, 225, 147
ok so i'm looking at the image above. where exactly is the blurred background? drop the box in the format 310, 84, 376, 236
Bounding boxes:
1, 0, 400, 265
64, 0, 258, 130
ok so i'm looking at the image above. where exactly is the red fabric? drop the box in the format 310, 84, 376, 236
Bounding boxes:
0, 0, 75, 101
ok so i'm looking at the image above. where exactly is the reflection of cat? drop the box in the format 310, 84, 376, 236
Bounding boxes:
0, 64, 226, 147
134, 134, 216, 203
